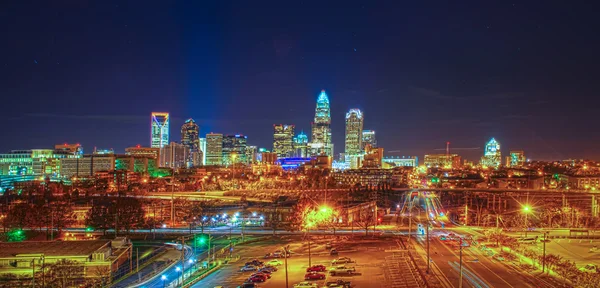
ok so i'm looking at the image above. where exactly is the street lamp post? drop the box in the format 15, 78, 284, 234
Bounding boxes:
426, 222, 430, 274
459, 238, 463, 288
523, 205, 531, 238
171, 168, 176, 228
542, 231, 549, 273
284, 245, 290, 288
161, 275, 167, 288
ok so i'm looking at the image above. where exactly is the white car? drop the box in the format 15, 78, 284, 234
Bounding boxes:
240, 265, 258, 272
329, 265, 356, 276
293, 282, 318, 288
266, 259, 283, 266
331, 257, 355, 265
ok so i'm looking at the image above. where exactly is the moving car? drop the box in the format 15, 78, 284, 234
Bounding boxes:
241, 265, 258, 272
331, 257, 355, 265
329, 266, 356, 276
293, 282, 318, 288
266, 259, 283, 266
307, 265, 327, 272
304, 272, 326, 280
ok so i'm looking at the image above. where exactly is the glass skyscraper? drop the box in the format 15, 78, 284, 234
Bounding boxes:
345, 109, 364, 156
273, 124, 295, 158
181, 118, 201, 167
205, 133, 223, 166
309, 90, 333, 156
151, 112, 169, 148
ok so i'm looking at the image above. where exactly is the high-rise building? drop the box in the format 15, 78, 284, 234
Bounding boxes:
246, 145, 257, 164
205, 133, 223, 166
181, 118, 201, 167
151, 112, 170, 148
199, 138, 207, 165
345, 109, 364, 157
125, 145, 160, 159
273, 124, 295, 158
222, 135, 247, 165
309, 90, 333, 156
160, 142, 189, 168
480, 138, 501, 168
362, 130, 377, 149
293, 131, 309, 158
506, 150, 526, 167
0, 149, 77, 177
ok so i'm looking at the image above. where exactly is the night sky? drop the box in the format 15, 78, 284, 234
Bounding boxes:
2, 1, 599, 161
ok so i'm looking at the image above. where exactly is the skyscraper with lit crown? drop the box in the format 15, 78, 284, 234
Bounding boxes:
151, 112, 169, 148
309, 90, 333, 156
293, 131, 309, 157
181, 118, 201, 167
480, 138, 501, 168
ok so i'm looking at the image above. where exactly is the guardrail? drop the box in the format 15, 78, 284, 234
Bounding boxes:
182, 263, 222, 288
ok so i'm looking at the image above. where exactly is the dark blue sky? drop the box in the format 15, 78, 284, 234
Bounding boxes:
2, 1, 599, 161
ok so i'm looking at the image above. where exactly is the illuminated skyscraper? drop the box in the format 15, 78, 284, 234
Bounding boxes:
480, 138, 501, 168
222, 135, 247, 165
362, 130, 377, 149
309, 90, 333, 156
246, 145, 257, 164
181, 118, 201, 167
199, 138, 207, 165
293, 131, 309, 157
151, 112, 169, 148
273, 124, 295, 158
345, 109, 364, 156
160, 142, 189, 168
506, 150, 526, 167
205, 133, 223, 165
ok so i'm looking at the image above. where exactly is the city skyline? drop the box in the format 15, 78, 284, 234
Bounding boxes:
2, 2, 599, 161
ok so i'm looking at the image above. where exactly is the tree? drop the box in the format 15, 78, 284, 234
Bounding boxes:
86, 198, 113, 235
355, 210, 374, 236
47, 259, 84, 288
50, 202, 76, 235
115, 197, 145, 233
288, 196, 313, 231
5, 203, 30, 229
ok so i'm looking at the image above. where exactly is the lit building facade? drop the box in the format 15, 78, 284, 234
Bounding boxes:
382, 156, 418, 168
0, 149, 78, 177
60, 155, 116, 178
273, 124, 295, 158
345, 109, 364, 158
159, 142, 189, 168
199, 138, 207, 165
205, 133, 223, 166
246, 145, 257, 164
125, 146, 160, 160
480, 138, 501, 168
222, 135, 247, 165
293, 132, 309, 158
424, 154, 461, 168
362, 130, 377, 149
506, 150, 526, 167
151, 112, 169, 148
55, 143, 83, 155
181, 118, 201, 167
310, 90, 333, 156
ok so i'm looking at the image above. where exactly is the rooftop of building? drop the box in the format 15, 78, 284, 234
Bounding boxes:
0, 240, 109, 258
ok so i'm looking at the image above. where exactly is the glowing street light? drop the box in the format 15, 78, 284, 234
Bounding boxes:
522, 205, 532, 238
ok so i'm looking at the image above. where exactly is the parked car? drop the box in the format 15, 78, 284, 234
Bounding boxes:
241, 265, 258, 272
247, 274, 267, 283
293, 282, 318, 288
260, 266, 278, 272
329, 266, 356, 276
331, 257, 354, 265
325, 242, 333, 249
307, 265, 327, 272
329, 248, 338, 256
305, 272, 326, 280
246, 259, 264, 266
323, 279, 352, 287
266, 259, 283, 266
251, 272, 271, 279
237, 283, 258, 288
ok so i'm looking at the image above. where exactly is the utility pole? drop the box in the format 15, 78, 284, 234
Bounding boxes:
180, 236, 184, 288
171, 169, 175, 228
459, 238, 463, 288
308, 227, 312, 267
426, 222, 430, 274
542, 231, 548, 273
284, 245, 290, 288
464, 204, 468, 226
408, 200, 413, 242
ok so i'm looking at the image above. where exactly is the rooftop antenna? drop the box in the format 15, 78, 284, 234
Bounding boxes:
446, 142, 450, 156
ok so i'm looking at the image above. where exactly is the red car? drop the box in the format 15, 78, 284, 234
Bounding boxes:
304, 272, 326, 280
306, 265, 327, 272
248, 274, 267, 282
252, 272, 271, 279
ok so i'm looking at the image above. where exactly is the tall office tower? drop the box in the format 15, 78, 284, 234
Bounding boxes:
181, 118, 201, 167
293, 131, 309, 157
222, 135, 248, 165
362, 130, 377, 149
480, 138, 502, 168
199, 138, 207, 165
309, 90, 333, 156
159, 142, 189, 168
345, 109, 364, 156
273, 124, 295, 158
246, 145, 257, 164
205, 133, 223, 165
151, 112, 170, 148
